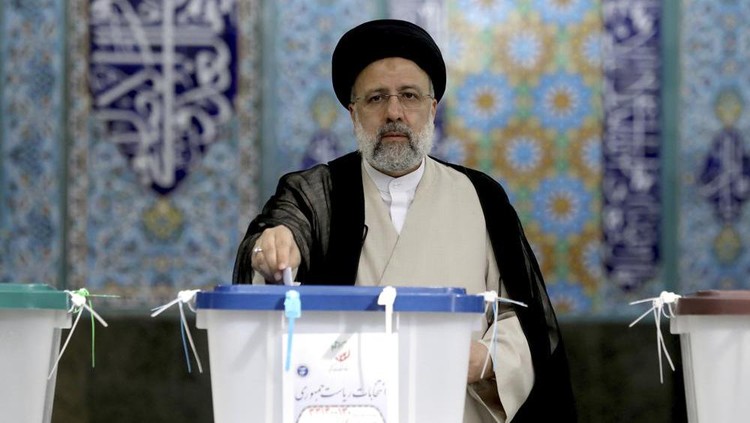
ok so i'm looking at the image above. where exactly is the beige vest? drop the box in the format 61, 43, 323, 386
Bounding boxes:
355, 159, 534, 422
356, 158, 499, 294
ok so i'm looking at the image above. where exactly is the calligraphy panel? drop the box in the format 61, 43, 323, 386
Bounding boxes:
88, 0, 238, 195
601, 0, 662, 294
679, 0, 750, 292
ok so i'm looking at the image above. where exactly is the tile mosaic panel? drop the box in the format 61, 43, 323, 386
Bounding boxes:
679, 0, 750, 292
444, 0, 607, 315
0, 0, 64, 285
265, 0, 381, 181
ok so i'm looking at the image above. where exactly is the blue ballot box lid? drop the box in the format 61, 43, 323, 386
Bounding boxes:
196, 284, 484, 313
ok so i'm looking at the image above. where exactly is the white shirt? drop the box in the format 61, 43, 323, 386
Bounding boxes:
362, 158, 425, 234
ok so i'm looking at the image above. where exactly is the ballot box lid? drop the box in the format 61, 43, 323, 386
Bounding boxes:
197, 284, 484, 313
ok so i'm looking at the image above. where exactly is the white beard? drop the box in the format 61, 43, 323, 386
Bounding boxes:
354, 112, 435, 175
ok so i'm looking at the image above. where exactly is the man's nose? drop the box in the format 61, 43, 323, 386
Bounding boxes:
385, 95, 405, 121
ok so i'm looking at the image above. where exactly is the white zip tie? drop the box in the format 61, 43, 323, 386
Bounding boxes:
151, 289, 201, 317
629, 291, 681, 384
48, 289, 110, 379
377, 286, 397, 334
151, 290, 203, 373
480, 291, 528, 379
482, 291, 528, 309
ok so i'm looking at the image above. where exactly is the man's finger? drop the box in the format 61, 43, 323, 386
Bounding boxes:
253, 226, 300, 282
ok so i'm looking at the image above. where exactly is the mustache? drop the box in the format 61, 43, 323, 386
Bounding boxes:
377, 122, 413, 142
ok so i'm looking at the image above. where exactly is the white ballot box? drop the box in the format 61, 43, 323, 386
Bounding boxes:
670, 290, 750, 423
196, 285, 484, 423
0, 284, 71, 423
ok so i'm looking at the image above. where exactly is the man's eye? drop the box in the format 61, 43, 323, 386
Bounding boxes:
401, 92, 418, 100
368, 95, 384, 103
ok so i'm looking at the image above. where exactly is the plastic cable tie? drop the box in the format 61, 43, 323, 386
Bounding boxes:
284, 290, 301, 371
69, 288, 109, 327
478, 291, 527, 379
151, 290, 203, 373
150, 289, 201, 317
482, 290, 498, 307
48, 289, 110, 379
284, 290, 301, 319
481, 290, 528, 310
377, 286, 397, 334
629, 291, 682, 383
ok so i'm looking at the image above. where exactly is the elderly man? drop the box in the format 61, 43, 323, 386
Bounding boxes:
233, 19, 576, 422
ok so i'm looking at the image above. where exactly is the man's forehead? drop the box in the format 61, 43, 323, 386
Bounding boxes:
353, 57, 431, 91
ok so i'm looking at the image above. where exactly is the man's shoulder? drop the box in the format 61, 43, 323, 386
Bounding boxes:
278, 163, 332, 191
282, 162, 331, 179
429, 156, 512, 204
429, 156, 501, 187
278, 151, 360, 189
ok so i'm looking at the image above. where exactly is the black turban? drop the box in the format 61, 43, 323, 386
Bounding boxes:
331, 19, 446, 109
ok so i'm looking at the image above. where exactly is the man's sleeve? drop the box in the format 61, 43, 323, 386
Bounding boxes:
466, 236, 534, 422
232, 166, 332, 284
471, 315, 534, 422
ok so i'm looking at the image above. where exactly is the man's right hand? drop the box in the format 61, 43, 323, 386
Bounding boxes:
251, 225, 301, 283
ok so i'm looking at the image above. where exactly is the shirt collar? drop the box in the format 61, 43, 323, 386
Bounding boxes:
363, 157, 425, 193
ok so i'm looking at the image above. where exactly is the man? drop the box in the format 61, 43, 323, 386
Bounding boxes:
233, 19, 576, 422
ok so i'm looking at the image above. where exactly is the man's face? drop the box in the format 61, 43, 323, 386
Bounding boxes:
349, 57, 438, 177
